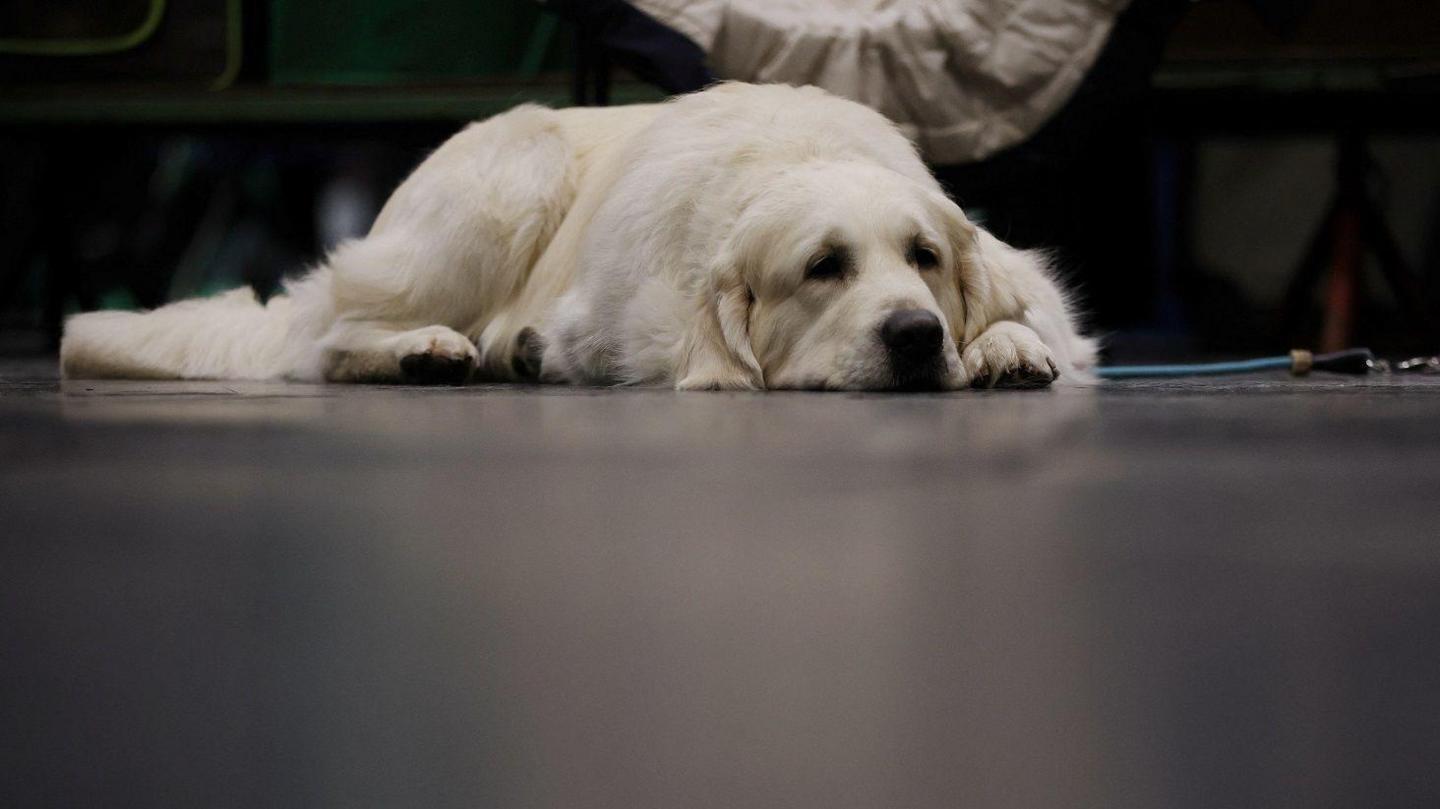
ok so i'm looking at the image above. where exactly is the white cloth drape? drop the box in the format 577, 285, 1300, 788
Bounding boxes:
632, 0, 1131, 164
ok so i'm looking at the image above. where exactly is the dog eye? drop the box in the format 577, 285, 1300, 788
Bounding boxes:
805, 252, 845, 281
910, 243, 941, 270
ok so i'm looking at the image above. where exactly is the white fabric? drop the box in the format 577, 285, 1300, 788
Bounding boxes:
633, 0, 1130, 164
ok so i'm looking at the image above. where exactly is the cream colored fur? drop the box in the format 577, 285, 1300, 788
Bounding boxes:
61, 83, 1095, 390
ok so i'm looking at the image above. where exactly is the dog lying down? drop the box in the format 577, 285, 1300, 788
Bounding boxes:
62, 83, 1096, 391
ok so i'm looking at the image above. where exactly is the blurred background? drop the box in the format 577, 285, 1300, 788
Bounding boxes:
1, 0, 1437, 361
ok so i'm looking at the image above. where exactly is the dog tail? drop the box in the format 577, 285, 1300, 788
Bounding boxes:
60, 287, 302, 381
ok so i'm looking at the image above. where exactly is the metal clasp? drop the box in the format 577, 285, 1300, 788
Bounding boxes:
1393, 356, 1440, 374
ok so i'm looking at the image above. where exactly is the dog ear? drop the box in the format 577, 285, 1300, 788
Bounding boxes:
929, 192, 994, 344
940, 196, 1098, 374
675, 260, 763, 391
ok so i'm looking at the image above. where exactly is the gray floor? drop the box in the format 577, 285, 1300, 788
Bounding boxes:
4, 357, 1440, 809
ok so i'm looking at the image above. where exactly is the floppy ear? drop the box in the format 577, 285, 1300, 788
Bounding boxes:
675, 260, 764, 391
930, 192, 994, 344
942, 196, 1101, 375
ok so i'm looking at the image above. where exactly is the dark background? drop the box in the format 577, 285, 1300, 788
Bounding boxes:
1, 0, 1437, 360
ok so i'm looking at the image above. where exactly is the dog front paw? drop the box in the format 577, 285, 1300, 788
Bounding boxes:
963, 321, 1058, 389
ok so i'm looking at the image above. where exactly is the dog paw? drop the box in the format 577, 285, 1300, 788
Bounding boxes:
963, 321, 1058, 389
397, 326, 478, 385
511, 327, 545, 381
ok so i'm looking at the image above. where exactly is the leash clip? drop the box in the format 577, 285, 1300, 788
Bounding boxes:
1393, 356, 1440, 374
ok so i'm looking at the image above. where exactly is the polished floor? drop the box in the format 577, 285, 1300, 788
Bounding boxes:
4, 358, 1439, 808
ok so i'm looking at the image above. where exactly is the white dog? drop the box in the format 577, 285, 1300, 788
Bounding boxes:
61, 83, 1095, 390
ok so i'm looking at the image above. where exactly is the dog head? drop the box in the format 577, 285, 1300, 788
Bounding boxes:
678, 161, 983, 391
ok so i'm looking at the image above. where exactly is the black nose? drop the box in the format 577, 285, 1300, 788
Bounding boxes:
880, 309, 943, 365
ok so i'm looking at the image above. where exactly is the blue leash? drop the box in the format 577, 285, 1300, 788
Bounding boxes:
1096, 356, 1292, 379
1094, 348, 1380, 379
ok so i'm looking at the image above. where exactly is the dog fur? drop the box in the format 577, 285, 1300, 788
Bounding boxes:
61, 83, 1095, 390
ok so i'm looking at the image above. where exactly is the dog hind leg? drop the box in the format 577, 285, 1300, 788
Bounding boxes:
321, 321, 479, 384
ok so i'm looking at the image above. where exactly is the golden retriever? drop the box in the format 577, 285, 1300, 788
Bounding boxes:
62, 83, 1095, 390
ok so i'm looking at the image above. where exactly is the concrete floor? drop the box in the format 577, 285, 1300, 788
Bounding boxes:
4, 357, 1440, 808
